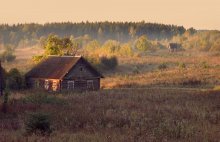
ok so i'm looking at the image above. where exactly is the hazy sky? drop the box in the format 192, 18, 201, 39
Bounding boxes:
0, 0, 220, 30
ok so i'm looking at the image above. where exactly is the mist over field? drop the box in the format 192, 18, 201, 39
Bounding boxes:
0, 0, 220, 141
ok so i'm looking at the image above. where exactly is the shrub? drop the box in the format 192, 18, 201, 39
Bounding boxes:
1, 89, 9, 113
25, 112, 52, 135
134, 35, 153, 52
133, 66, 140, 74
178, 62, 186, 69
158, 63, 167, 70
200, 61, 209, 68
32, 55, 45, 64
0, 51, 16, 62
102, 40, 120, 54
100, 56, 118, 70
85, 55, 101, 68
119, 43, 134, 57
7, 68, 25, 90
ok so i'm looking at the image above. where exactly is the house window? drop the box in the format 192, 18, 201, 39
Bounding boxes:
35, 80, 40, 88
87, 80, 94, 89
52, 80, 58, 91
44, 80, 49, 90
67, 81, 74, 90
80, 67, 83, 71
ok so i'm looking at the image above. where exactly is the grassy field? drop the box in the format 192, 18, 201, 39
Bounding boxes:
0, 48, 220, 141
0, 89, 219, 142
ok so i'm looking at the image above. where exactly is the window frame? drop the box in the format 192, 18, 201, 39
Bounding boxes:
87, 80, 94, 89
44, 80, 49, 90
67, 80, 75, 90
52, 80, 58, 91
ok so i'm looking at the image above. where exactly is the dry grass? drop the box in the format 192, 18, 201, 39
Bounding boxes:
0, 89, 219, 142
2, 46, 44, 72
102, 51, 220, 89
1, 49, 220, 141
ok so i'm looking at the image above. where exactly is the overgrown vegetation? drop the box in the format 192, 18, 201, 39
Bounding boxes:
0, 89, 219, 141
100, 56, 118, 70
25, 112, 52, 135
0, 45, 16, 62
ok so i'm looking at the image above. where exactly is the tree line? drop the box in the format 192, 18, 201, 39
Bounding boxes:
0, 22, 186, 47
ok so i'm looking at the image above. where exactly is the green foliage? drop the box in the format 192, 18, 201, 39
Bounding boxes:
44, 35, 63, 56
134, 35, 153, 51
119, 43, 134, 57
32, 55, 45, 64
173, 30, 220, 51
25, 112, 52, 135
7, 68, 24, 90
33, 34, 81, 63
102, 40, 120, 54
100, 56, 118, 70
84, 40, 101, 52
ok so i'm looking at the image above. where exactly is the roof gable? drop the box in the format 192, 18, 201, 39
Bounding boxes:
26, 56, 102, 79
64, 57, 104, 79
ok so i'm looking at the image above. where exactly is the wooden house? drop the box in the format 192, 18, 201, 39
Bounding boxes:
0, 61, 3, 96
25, 56, 103, 91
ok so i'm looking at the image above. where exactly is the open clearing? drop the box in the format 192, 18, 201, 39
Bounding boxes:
0, 48, 220, 141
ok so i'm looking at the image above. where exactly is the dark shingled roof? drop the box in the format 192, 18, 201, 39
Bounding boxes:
25, 56, 103, 79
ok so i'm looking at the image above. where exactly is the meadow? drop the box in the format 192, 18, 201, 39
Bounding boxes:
0, 88, 219, 142
0, 47, 220, 142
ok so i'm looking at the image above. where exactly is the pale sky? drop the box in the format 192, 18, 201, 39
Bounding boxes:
0, 0, 220, 30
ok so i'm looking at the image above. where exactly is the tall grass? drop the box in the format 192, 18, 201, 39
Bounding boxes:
0, 89, 219, 142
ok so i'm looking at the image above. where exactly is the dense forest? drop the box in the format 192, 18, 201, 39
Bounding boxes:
0, 22, 186, 47
1, 21, 220, 56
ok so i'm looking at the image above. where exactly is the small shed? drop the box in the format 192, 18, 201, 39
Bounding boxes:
25, 56, 103, 91
168, 43, 182, 52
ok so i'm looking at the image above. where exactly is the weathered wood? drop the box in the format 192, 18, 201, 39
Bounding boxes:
26, 56, 103, 92
0, 61, 3, 96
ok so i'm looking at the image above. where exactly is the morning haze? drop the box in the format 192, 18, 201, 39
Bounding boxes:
1, 0, 220, 141
0, 0, 219, 30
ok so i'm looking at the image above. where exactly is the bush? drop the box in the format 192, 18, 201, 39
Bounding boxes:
158, 63, 167, 70
0, 51, 16, 62
100, 56, 118, 70
85, 55, 101, 68
134, 35, 153, 52
200, 61, 209, 68
1, 89, 9, 113
25, 112, 52, 135
7, 68, 25, 90
178, 62, 186, 69
119, 43, 134, 57
32, 55, 44, 64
